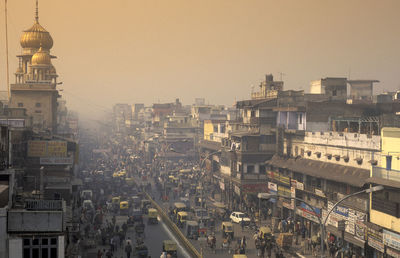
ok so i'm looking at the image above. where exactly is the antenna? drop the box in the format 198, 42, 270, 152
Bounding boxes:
5, 0, 10, 100
278, 72, 286, 81
35, 0, 39, 22
348, 67, 351, 80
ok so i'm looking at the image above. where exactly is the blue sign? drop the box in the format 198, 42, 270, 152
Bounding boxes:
300, 202, 321, 216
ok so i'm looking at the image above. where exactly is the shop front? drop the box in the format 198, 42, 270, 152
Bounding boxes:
323, 201, 367, 257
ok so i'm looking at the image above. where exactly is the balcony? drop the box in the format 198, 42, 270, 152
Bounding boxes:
25, 199, 63, 211
8, 210, 63, 232
372, 166, 400, 183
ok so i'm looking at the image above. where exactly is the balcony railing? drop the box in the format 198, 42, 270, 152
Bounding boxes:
24, 199, 63, 211
372, 166, 400, 182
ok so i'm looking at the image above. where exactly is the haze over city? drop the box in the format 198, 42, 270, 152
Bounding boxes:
1, 0, 400, 117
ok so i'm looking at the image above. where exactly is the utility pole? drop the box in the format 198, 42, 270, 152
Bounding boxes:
4, 0, 10, 99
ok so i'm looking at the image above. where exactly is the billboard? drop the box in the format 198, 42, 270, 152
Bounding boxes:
28, 141, 67, 157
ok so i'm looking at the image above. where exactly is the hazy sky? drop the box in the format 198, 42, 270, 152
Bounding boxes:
1, 0, 400, 116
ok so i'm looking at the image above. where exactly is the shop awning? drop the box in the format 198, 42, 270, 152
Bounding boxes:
365, 177, 400, 188
266, 155, 370, 187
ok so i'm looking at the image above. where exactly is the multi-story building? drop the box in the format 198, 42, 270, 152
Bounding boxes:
9, 6, 60, 133
367, 127, 400, 258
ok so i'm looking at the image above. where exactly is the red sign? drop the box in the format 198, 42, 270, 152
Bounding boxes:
242, 183, 268, 194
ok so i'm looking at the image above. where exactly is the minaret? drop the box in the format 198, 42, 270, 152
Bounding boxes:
9, 0, 60, 133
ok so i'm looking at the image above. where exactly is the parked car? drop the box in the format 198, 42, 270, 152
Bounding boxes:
230, 212, 251, 225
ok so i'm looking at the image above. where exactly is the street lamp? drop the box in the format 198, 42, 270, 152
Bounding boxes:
262, 185, 384, 258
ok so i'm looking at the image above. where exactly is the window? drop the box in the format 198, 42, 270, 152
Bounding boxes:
213, 125, 218, 132
35, 103, 41, 107
23, 237, 57, 258
298, 113, 303, 124
332, 89, 337, 96
251, 111, 255, 117
259, 165, 266, 174
35, 110, 42, 113
220, 125, 225, 133
18, 103, 23, 107
247, 165, 255, 173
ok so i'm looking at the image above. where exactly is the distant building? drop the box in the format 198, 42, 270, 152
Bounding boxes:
251, 74, 284, 100
367, 127, 400, 257
347, 80, 379, 104
310, 77, 347, 101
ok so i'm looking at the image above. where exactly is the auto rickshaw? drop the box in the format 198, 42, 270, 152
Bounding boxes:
222, 221, 234, 239
147, 208, 158, 224
259, 226, 273, 240
162, 240, 177, 258
185, 220, 199, 240
118, 170, 127, 177
112, 196, 120, 206
112, 172, 119, 178
141, 199, 151, 214
135, 244, 148, 258
120, 201, 129, 215
125, 177, 135, 186
196, 186, 203, 195
173, 202, 187, 215
177, 211, 188, 228
194, 196, 206, 208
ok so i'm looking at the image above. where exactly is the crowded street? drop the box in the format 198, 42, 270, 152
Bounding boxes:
71, 121, 306, 258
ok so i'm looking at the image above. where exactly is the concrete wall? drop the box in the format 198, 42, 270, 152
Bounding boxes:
0, 208, 7, 258
8, 210, 63, 232
370, 209, 400, 233
304, 131, 381, 150
8, 238, 22, 258
286, 131, 381, 169
381, 127, 400, 170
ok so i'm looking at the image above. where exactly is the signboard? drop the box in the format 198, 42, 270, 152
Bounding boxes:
296, 181, 304, 190
278, 185, 291, 197
387, 247, 400, 258
315, 189, 326, 198
282, 200, 294, 210
367, 227, 383, 253
242, 183, 268, 194
47, 141, 67, 157
234, 185, 241, 196
219, 181, 225, 190
296, 208, 320, 223
383, 229, 400, 251
300, 202, 321, 216
28, 141, 67, 158
277, 174, 290, 185
268, 182, 277, 192
40, 157, 73, 165
326, 201, 366, 238
0, 119, 25, 128
28, 141, 47, 157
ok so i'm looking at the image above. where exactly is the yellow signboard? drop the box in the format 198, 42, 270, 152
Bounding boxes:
47, 141, 67, 157
28, 141, 67, 158
27, 141, 47, 157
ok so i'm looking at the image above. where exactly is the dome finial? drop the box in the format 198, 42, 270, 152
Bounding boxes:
35, 0, 39, 22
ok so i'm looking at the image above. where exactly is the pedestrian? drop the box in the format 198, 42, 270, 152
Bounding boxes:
125, 242, 132, 258
110, 234, 115, 253
241, 218, 245, 232
97, 249, 103, 258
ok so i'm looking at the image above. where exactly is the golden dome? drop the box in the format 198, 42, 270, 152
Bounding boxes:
20, 21, 53, 50
31, 47, 51, 65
